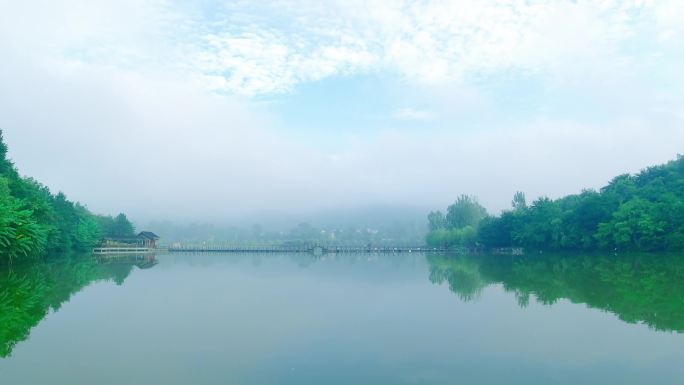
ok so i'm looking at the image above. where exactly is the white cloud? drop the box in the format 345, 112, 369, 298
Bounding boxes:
1, 0, 679, 96
337, 118, 684, 213
0, 0, 683, 224
1, 51, 682, 223
391, 108, 436, 122
193, 30, 377, 94
175, 0, 674, 95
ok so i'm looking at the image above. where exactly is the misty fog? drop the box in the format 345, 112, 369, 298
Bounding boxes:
1, 1, 683, 234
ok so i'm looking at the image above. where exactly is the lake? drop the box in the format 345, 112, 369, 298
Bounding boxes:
1, 252, 683, 384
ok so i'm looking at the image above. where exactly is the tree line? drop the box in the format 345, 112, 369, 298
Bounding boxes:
427, 155, 684, 252
0, 129, 135, 262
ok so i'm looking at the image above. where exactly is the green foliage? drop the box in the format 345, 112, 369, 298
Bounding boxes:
511, 191, 527, 211
477, 212, 517, 247
595, 197, 670, 251
445, 195, 487, 229
96, 213, 136, 239
427, 195, 488, 248
74, 215, 102, 251
429, 156, 684, 251
511, 197, 563, 249
0, 177, 48, 262
427, 211, 446, 231
427, 254, 488, 301
426, 226, 477, 248
0, 130, 12, 176
0, 129, 132, 261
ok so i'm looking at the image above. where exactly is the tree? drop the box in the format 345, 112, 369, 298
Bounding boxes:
442, 156, 684, 252
0, 178, 48, 261
446, 195, 488, 229
477, 214, 514, 247
427, 211, 446, 231
426, 196, 488, 248
112, 213, 135, 238
595, 198, 665, 251
74, 215, 101, 251
601, 174, 637, 205
511, 191, 527, 211
0, 129, 10, 175
510, 197, 563, 250
0, 129, 134, 262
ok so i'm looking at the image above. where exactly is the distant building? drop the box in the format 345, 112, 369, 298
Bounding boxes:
137, 231, 160, 248
100, 231, 160, 249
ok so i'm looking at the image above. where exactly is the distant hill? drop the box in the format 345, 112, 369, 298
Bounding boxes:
145, 205, 430, 246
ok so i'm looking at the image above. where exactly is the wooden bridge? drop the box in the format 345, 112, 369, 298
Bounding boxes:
93, 245, 521, 256
166, 245, 448, 254
93, 247, 154, 255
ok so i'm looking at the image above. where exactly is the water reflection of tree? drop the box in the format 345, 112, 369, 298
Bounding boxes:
0, 255, 155, 358
428, 255, 488, 301
427, 253, 684, 332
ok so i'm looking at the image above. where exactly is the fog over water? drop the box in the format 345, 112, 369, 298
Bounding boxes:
1, 1, 683, 226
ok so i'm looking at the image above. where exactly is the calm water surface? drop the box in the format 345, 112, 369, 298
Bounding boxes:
1, 252, 683, 384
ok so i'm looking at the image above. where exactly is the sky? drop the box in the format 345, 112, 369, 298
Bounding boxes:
0, 0, 683, 224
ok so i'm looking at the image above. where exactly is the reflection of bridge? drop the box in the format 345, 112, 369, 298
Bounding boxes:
95, 254, 159, 269
167, 245, 447, 254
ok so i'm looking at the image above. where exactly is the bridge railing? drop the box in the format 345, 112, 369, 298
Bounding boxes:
93, 247, 152, 254
165, 244, 449, 253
